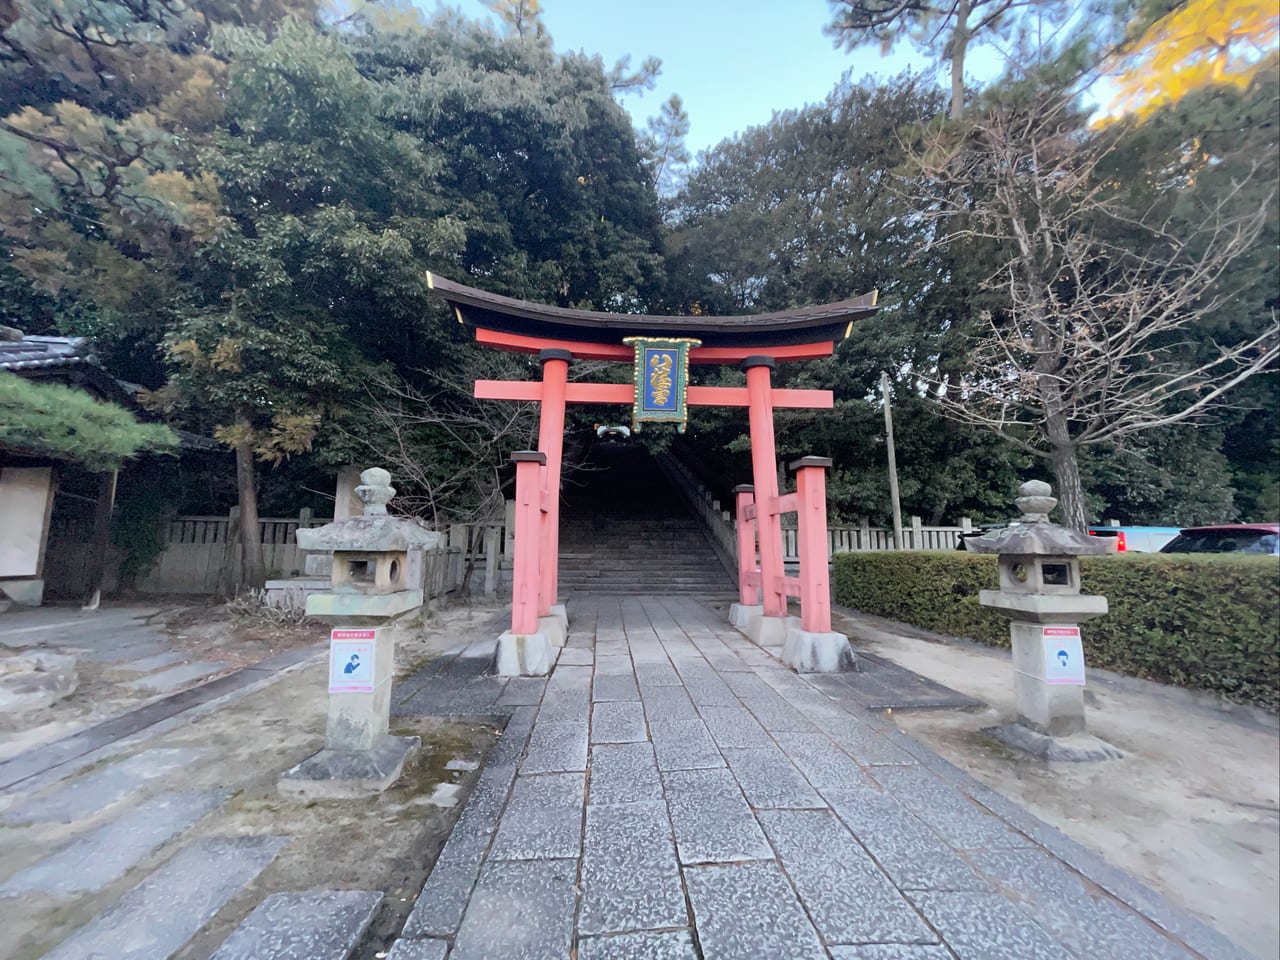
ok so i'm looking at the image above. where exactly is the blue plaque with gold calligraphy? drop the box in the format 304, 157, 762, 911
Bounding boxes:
622, 337, 701, 432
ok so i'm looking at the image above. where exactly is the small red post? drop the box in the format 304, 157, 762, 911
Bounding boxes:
536, 349, 570, 617
733, 484, 757, 606
792, 456, 834, 633
510, 451, 546, 635
743, 357, 787, 617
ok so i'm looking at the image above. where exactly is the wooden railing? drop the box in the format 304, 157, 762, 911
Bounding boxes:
660, 452, 975, 559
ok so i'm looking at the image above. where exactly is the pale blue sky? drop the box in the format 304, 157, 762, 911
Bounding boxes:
433, 0, 1004, 156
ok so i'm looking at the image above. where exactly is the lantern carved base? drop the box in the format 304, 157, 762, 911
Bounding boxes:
278, 735, 421, 799
983, 723, 1123, 763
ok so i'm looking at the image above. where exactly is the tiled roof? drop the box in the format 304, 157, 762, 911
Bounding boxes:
0, 334, 96, 372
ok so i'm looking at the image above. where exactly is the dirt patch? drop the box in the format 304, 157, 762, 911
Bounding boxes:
834, 609, 1280, 960
1, 603, 507, 960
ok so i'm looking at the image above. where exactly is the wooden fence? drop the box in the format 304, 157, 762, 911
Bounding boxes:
42, 508, 513, 597
51, 470, 972, 598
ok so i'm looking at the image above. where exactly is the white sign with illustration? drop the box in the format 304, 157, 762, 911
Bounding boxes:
329, 629, 376, 693
1042, 626, 1086, 685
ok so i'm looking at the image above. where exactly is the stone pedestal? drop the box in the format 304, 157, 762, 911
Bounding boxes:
279, 624, 418, 798
495, 631, 553, 676
728, 603, 762, 629
538, 612, 568, 648
743, 612, 793, 649
782, 627, 855, 673
1009, 621, 1084, 736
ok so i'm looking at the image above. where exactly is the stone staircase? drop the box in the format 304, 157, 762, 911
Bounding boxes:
557, 445, 735, 597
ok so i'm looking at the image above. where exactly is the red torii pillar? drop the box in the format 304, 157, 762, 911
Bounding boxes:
475, 339, 852, 676
535, 349, 570, 634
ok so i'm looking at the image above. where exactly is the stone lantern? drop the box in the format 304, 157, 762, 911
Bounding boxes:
279, 467, 445, 798
966, 480, 1122, 761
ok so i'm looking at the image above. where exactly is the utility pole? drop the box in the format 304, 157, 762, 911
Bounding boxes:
880, 372, 904, 549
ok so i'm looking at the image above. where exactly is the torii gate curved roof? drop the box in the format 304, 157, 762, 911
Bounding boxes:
425, 272, 879, 350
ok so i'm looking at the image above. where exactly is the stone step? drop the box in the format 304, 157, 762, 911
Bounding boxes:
42, 834, 288, 960
1, 747, 205, 825
122, 660, 232, 694
210, 889, 384, 960
0, 790, 227, 897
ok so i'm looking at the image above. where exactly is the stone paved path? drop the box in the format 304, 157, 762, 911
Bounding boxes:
388, 595, 1253, 960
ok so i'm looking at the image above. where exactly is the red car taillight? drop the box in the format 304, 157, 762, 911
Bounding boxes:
1114, 531, 1127, 551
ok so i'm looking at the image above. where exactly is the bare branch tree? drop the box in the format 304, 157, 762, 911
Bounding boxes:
905, 91, 1279, 529
341, 350, 611, 527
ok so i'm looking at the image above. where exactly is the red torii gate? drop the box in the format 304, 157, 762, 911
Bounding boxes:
426, 272, 879, 675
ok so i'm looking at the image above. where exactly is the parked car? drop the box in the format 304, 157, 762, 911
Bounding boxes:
1087, 526, 1183, 553
1159, 524, 1280, 555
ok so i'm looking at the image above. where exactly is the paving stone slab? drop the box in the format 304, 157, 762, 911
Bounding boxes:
403, 762, 519, 938
649, 718, 723, 771
638, 683, 700, 721
0, 789, 226, 896
210, 889, 383, 960
824, 786, 988, 891
871, 765, 1030, 851
489, 772, 585, 860
536, 689, 591, 725
829, 947, 957, 959
757, 809, 937, 946
909, 890, 1073, 960
969, 848, 1199, 959
662, 767, 772, 864
589, 742, 662, 805
521, 720, 588, 774
594, 655, 636, 676
450, 859, 578, 960
697, 705, 774, 749
739, 694, 819, 732
386, 939, 449, 960
577, 930, 699, 960
580, 800, 687, 935
839, 652, 984, 712
591, 700, 648, 743
558, 647, 594, 666
116, 651, 188, 673
2, 747, 204, 824
684, 861, 827, 960
488, 706, 537, 764
402, 831, 490, 938
814, 714, 919, 765
720, 746, 824, 809
634, 661, 683, 687
773, 732, 878, 792
442, 677, 507, 715
497, 677, 547, 706
79, 641, 169, 664
592, 673, 640, 702
43, 834, 288, 960
123, 660, 230, 693
683, 676, 739, 706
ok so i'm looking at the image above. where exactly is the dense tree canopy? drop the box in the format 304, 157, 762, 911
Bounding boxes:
0, 0, 1273, 580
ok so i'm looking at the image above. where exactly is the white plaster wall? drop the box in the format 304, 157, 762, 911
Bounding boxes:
0, 467, 53, 577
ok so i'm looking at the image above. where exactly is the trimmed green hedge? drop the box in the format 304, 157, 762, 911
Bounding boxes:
832, 551, 1280, 710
